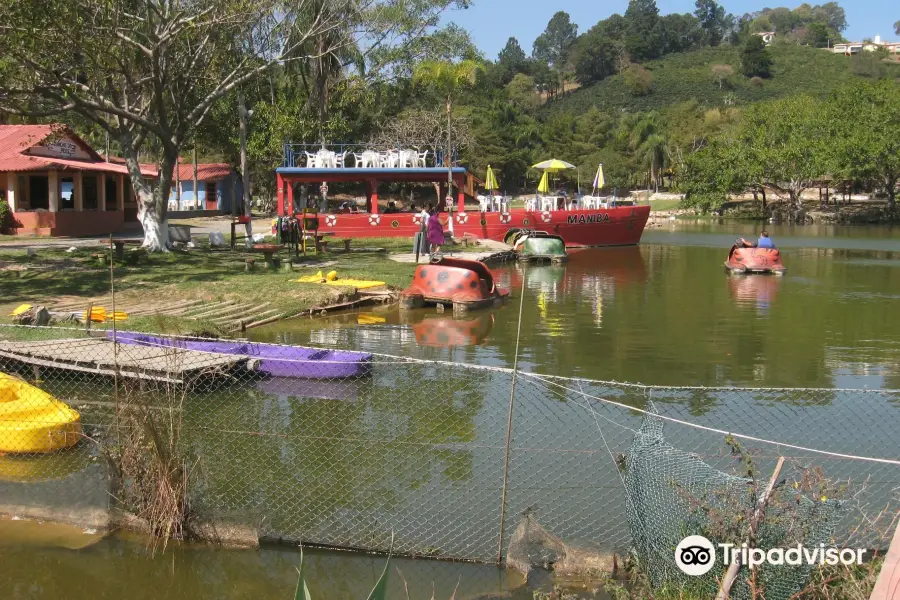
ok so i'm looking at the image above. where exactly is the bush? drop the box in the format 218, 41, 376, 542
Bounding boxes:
0, 199, 14, 233
624, 64, 654, 96
750, 76, 765, 87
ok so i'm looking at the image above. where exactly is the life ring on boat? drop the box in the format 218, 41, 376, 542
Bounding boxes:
456, 213, 468, 224
413, 215, 424, 225
325, 215, 337, 226
369, 214, 381, 226
500, 213, 511, 224
541, 211, 552, 223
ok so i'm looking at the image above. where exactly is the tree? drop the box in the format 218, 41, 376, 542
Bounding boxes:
532, 11, 579, 69
741, 35, 773, 78
812, 2, 847, 33
413, 60, 481, 213
895, 20, 900, 36
828, 81, 900, 209
623, 64, 654, 96
659, 13, 704, 54
739, 95, 829, 207
532, 11, 578, 98
0, 0, 468, 251
497, 37, 527, 84
711, 64, 735, 88
625, 0, 663, 61
694, 0, 730, 46
506, 74, 541, 112
571, 32, 618, 85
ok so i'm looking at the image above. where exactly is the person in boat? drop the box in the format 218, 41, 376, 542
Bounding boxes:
384, 201, 399, 214
427, 204, 449, 255
740, 231, 776, 249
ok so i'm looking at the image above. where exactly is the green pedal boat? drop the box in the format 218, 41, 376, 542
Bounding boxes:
505, 229, 569, 264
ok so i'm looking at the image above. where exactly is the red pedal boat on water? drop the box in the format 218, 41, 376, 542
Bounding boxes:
724, 240, 786, 275
400, 257, 509, 312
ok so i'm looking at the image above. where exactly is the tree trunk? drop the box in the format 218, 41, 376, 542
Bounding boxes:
238, 91, 252, 246
118, 129, 172, 252
446, 95, 454, 234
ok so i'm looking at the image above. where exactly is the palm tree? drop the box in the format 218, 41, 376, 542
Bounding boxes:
413, 60, 482, 216
621, 112, 669, 193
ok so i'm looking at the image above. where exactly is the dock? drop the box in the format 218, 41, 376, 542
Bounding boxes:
0, 338, 253, 384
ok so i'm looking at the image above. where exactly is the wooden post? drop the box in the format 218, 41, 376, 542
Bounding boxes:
98, 173, 106, 212
870, 518, 900, 600
368, 179, 379, 214
48, 170, 59, 212
74, 172, 84, 211
116, 175, 125, 212
715, 457, 785, 600
276, 173, 285, 216
85, 302, 93, 331
5, 171, 17, 212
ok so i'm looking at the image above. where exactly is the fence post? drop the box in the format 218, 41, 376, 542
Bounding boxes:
496, 267, 528, 564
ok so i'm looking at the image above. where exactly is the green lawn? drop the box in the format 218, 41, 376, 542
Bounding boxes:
0, 238, 419, 334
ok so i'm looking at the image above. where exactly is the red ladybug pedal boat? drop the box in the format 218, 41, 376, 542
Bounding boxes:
400, 257, 510, 312
724, 240, 786, 275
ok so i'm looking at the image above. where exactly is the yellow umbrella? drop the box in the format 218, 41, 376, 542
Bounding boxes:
593, 164, 605, 190
532, 159, 576, 173
537, 171, 550, 194
485, 166, 499, 191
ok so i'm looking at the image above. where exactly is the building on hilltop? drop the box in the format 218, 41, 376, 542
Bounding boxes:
831, 34, 900, 55
753, 32, 776, 45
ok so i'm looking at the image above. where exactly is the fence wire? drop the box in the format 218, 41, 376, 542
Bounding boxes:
0, 324, 897, 566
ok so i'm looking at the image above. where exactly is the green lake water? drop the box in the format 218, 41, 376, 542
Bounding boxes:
2, 221, 899, 599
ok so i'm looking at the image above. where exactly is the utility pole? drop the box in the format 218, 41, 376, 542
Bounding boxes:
238, 91, 253, 245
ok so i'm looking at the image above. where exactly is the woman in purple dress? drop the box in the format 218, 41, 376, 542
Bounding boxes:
426, 204, 449, 255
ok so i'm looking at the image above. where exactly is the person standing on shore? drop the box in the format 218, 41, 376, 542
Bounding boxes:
427, 204, 449, 257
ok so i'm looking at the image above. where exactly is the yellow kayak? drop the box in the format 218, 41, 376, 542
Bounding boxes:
0, 373, 81, 454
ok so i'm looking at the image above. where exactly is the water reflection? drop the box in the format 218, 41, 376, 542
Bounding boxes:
728, 274, 782, 317
408, 312, 495, 348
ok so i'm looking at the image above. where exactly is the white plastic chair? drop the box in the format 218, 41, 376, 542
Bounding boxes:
334, 151, 348, 168
399, 150, 417, 168
540, 196, 555, 212
360, 151, 378, 168
416, 150, 429, 168
304, 152, 317, 168
525, 197, 537, 211
477, 195, 488, 212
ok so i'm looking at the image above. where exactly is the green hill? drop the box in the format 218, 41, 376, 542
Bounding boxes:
549, 45, 899, 115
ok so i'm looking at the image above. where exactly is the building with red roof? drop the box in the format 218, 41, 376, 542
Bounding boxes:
0, 124, 241, 236
0, 124, 157, 236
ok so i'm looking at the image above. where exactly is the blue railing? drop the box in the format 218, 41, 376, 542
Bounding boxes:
281, 143, 458, 169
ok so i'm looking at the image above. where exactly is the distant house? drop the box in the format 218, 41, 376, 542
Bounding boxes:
0, 124, 156, 236
754, 31, 776, 45
169, 162, 242, 214
831, 34, 900, 55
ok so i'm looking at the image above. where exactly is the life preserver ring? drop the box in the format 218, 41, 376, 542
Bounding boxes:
369, 214, 381, 226
456, 213, 468, 224
500, 213, 512, 224
541, 211, 552, 223
324, 215, 337, 226
413, 215, 424, 225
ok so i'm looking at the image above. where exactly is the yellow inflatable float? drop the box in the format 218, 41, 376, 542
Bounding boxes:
0, 373, 82, 454
294, 271, 386, 290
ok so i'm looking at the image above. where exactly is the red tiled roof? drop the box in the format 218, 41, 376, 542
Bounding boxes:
175, 163, 234, 181
0, 124, 156, 176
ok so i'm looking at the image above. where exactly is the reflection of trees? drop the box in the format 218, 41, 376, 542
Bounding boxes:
180, 365, 490, 553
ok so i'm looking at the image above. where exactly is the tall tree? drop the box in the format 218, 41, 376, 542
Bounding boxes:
895, 20, 900, 35
496, 37, 527, 85
740, 35, 773, 78
694, 0, 730, 46
532, 11, 578, 97
624, 0, 663, 61
571, 31, 618, 85
413, 60, 481, 214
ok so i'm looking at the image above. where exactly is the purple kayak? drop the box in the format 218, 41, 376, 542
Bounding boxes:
107, 332, 372, 379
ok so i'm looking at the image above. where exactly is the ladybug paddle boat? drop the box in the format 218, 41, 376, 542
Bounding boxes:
725, 239, 786, 275
400, 257, 510, 312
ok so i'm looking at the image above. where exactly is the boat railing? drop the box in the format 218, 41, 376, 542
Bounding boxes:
282, 143, 456, 169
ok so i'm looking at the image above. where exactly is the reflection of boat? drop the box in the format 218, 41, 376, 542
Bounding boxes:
729, 275, 781, 315
109, 333, 372, 379
504, 229, 568, 263
255, 377, 362, 402
400, 258, 510, 312
408, 313, 495, 348
0, 373, 81, 454
725, 243, 786, 275
0, 444, 92, 482
566, 246, 648, 287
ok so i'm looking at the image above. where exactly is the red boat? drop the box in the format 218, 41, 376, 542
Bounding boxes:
275, 161, 650, 247
725, 242, 786, 275
400, 257, 509, 312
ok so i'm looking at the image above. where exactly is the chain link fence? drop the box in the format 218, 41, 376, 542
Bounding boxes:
0, 324, 897, 566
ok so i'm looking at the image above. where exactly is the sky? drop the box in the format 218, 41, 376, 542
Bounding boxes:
441, 0, 894, 61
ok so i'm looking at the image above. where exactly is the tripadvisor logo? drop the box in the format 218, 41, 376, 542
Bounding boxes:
675, 536, 867, 576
